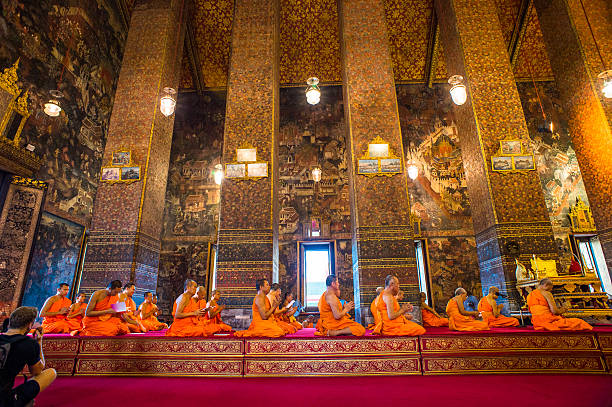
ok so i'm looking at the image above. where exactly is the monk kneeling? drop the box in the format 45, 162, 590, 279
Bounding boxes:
235, 278, 285, 338
446, 288, 489, 331
420, 292, 449, 327
316, 275, 365, 336
65, 293, 87, 335
166, 280, 216, 337
527, 278, 592, 331
478, 287, 519, 327
139, 292, 168, 331
40, 283, 73, 334
82, 280, 130, 336
373, 276, 425, 336
119, 283, 147, 333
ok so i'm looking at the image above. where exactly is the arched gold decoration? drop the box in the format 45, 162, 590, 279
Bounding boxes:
0, 60, 30, 146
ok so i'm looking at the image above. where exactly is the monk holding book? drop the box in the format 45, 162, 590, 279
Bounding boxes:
235, 278, 285, 338
166, 280, 216, 337
82, 280, 130, 336
138, 292, 168, 331
118, 283, 147, 333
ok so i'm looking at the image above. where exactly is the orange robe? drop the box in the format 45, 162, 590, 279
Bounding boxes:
421, 308, 449, 327
478, 297, 519, 327
372, 295, 425, 336
527, 289, 592, 331
368, 294, 382, 329
206, 302, 232, 332
274, 308, 299, 334
42, 297, 73, 333
66, 302, 87, 331
446, 298, 489, 331
82, 295, 130, 336
138, 302, 167, 331
195, 299, 223, 335
315, 293, 365, 336
124, 297, 145, 333
234, 296, 285, 338
166, 297, 217, 337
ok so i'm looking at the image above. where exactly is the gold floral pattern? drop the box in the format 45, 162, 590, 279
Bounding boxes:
246, 337, 419, 355
79, 337, 243, 355
423, 355, 604, 374
245, 357, 420, 376
420, 334, 598, 353
76, 358, 243, 376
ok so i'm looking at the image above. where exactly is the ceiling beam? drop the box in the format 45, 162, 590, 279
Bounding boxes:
424, 10, 439, 88
508, 0, 532, 67
184, 19, 205, 94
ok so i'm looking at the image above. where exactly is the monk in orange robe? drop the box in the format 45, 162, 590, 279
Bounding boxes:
235, 278, 285, 338
478, 287, 519, 327
194, 286, 223, 335
82, 280, 130, 336
207, 289, 232, 332
65, 293, 87, 334
527, 278, 592, 331
368, 287, 384, 329
118, 283, 147, 333
267, 284, 297, 335
40, 283, 72, 334
372, 276, 425, 336
419, 292, 449, 327
166, 280, 216, 337
446, 288, 489, 331
316, 275, 365, 336
278, 291, 302, 331
138, 292, 168, 331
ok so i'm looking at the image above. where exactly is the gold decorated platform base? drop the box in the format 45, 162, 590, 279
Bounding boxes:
40, 328, 612, 377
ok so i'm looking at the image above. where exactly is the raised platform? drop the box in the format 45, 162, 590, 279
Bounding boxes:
40, 327, 612, 377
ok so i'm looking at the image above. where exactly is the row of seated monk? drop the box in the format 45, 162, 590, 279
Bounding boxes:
35, 275, 593, 338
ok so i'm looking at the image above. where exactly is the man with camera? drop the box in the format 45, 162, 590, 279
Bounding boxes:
0, 307, 56, 407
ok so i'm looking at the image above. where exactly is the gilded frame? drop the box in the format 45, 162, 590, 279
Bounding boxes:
499, 139, 523, 156
225, 143, 269, 181
357, 136, 402, 177
100, 149, 140, 185
0, 60, 30, 147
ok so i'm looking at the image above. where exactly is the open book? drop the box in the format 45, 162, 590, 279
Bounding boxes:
111, 302, 128, 313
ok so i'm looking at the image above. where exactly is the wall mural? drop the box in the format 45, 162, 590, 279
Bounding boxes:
516, 81, 590, 234
396, 84, 480, 312
157, 91, 225, 318
0, 1, 127, 226
277, 86, 352, 301
21, 212, 84, 312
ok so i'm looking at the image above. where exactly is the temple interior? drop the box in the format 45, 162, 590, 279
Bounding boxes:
0, 0, 611, 405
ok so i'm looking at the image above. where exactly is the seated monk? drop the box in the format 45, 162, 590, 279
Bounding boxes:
419, 292, 449, 327
278, 292, 302, 331
316, 275, 365, 336
268, 284, 297, 335
138, 292, 168, 331
207, 289, 232, 332
82, 280, 130, 336
65, 293, 87, 335
368, 287, 384, 330
373, 277, 425, 336
446, 288, 489, 331
40, 283, 72, 334
194, 286, 223, 335
166, 280, 216, 337
118, 283, 147, 333
527, 278, 592, 331
478, 287, 519, 327
235, 278, 285, 338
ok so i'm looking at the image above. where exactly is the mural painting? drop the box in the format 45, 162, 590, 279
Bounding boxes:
21, 212, 84, 313
0, 0, 127, 225
277, 86, 352, 301
157, 91, 225, 317
396, 83, 480, 311
516, 81, 590, 233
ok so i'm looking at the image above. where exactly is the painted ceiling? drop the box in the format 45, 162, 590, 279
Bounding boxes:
124, 0, 555, 90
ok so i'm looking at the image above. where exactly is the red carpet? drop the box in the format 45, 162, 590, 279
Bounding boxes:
35, 375, 612, 407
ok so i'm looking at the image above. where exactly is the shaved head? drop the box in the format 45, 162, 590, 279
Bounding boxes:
455, 287, 467, 296
488, 286, 499, 294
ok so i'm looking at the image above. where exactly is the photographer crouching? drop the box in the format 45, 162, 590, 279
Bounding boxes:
1, 307, 56, 407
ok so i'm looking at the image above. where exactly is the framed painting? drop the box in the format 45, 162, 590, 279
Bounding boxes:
380, 158, 401, 173
247, 162, 268, 178
491, 156, 513, 172
236, 148, 257, 162
100, 167, 120, 181
112, 151, 131, 166
121, 166, 140, 181
500, 140, 522, 155
513, 155, 535, 170
225, 163, 246, 178
357, 159, 379, 174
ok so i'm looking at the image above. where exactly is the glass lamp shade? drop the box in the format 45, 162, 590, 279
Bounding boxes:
306, 77, 321, 105
44, 100, 62, 117
407, 164, 419, 180
213, 164, 224, 185
598, 70, 612, 99
160, 87, 177, 116
448, 75, 467, 106
311, 167, 322, 182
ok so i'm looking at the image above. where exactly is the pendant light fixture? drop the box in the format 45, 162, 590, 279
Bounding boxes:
305, 77, 321, 105
448, 75, 467, 106
160, 0, 185, 117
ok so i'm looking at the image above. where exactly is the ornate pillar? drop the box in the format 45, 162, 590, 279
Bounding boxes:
215, 0, 279, 327
534, 0, 612, 270
80, 0, 186, 300
435, 0, 558, 308
339, 0, 419, 323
